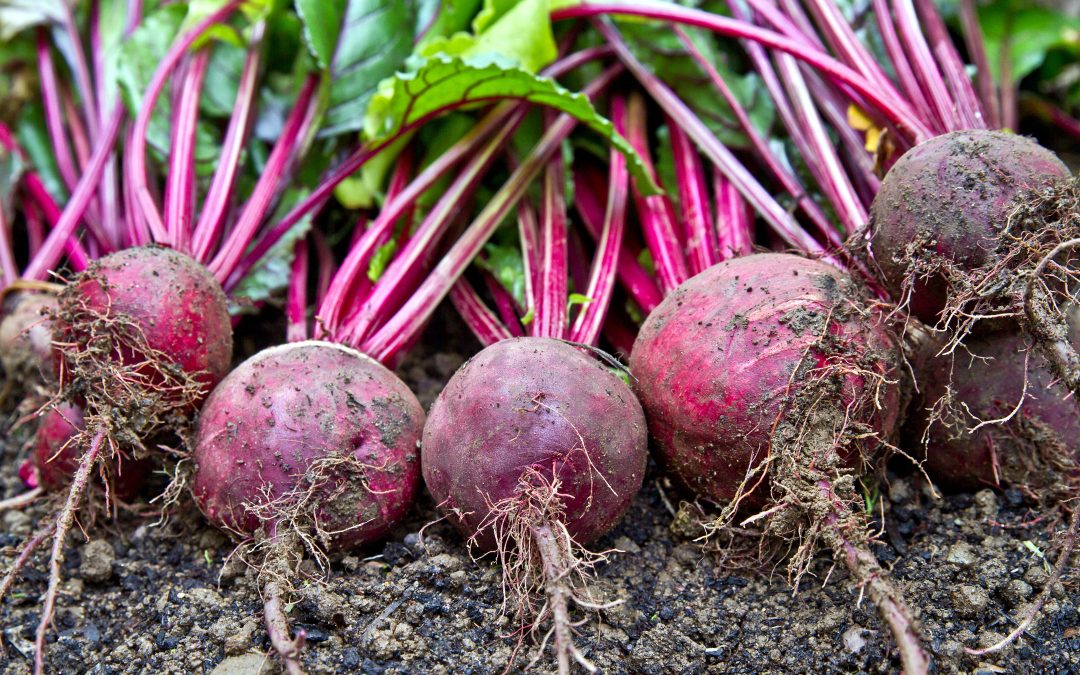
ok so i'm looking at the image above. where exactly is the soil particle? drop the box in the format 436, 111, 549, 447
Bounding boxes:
953, 585, 991, 618
79, 539, 116, 583
946, 541, 978, 567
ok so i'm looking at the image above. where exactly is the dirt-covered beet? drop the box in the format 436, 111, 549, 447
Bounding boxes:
629, 253, 931, 672
56, 245, 233, 410
912, 321, 1080, 493
630, 253, 902, 505
869, 130, 1070, 325
422, 337, 648, 674
422, 337, 648, 550
192, 340, 423, 549
0, 292, 57, 384
191, 340, 424, 674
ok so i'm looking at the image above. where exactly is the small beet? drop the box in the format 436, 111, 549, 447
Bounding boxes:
0, 292, 58, 384
422, 337, 648, 674
869, 130, 1070, 325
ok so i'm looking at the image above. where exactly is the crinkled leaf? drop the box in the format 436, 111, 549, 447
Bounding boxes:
0, 0, 65, 40
364, 52, 659, 193
420, 0, 556, 73
318, 0, 416, 137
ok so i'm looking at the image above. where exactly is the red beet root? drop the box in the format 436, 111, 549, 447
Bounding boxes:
630, 253, 927, 673
192, 340, 424, 675
0, 292, 58, 384
869, 130, 1069, 325
422, 337, 647, 674
913, 321, 1080, 493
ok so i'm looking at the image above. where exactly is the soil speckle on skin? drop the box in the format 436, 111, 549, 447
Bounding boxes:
2, 308, 1079, 673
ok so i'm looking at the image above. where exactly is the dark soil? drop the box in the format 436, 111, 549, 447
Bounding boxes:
1, 308, 1078, 674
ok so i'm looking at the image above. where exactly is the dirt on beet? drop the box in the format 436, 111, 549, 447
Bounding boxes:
1, 306, 1078, 674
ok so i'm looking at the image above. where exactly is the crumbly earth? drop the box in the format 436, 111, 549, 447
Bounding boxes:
1, 309, 1077, 674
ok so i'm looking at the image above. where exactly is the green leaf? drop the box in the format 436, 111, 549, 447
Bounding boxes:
14, 104, 66, 202
978, 2, 1080, 85
476, 239, 526, 307
363, 52, 659, 193
416, 0, 482, 45
96, 0, 130, 114
295, 0, 345, 69
320, 0, 416, 137
0, 0, 65, 41
0, 146, 25, 221
567, 292, 592, 310
367, 239, 398, 282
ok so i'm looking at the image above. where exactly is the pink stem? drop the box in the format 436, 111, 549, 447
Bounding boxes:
535, 145, 569, 339
625, 94, 689, 294
128, 0, 242, 244
60, 1, 100, 140
0, 206, 19, 286
164, 50, 210, 253
673, 26, 834, 239
518, 200, 541, 324
570, 99, 630, 346
552, 1, 932, 142
36, 33, 79, 196
599, 21, 829, 260
483, 269, 525, 337
286, 238, 309, 342
914, 0, 986, 129
892, 0, 960, 132
958, 0, 1000, 129
793, 0, 899, 98
363, 66, 623, 363
668, 117, 716, 275
209, 76, 319, 284
192, 23, 266, 263
575, 168, 662, 314
24, 106, 125, 281
871, 0, 938, 133
449, 278, 514, 346
337, 111, 525, 345
714, 170, 753, 259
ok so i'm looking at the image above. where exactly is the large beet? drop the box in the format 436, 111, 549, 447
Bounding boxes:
192, 341, 423, 549
869, 130, 1070, 325
630, 253, 902, 504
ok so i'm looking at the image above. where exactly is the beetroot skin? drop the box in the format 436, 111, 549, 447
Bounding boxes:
630, 253, 902, 505
869, 130, 1069, 324
913, 325, 1080, 492
22, 404, 150, 498
0, 292, 58, 383
422, 337, 648, 549
58, 246, 233, 404
192, 341, 424, 549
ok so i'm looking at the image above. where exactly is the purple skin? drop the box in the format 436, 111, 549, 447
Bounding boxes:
192, 341, 424, 550
58, 246, 233, 403
629, 253, 902, 505
913, 325, 1080, 492
422, 337, 648, 550
1, 293, 58, 383
21, 403, 151, 498
869, 130, 1070, 325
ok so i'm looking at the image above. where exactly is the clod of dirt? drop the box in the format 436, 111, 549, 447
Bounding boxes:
953, 585, 991, 618
1002, 579, 1035, 607
946, 542, 978, 567
79, 540, 116, 583
211, 651, 273, 675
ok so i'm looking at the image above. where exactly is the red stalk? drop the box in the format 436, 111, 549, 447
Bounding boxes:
535, 144, 569, 339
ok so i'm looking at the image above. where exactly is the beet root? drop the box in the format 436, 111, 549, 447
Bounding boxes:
422, 337, 648, 674
630, 253, 927, 673
192, 340, 424, 673
0, 291, 58, 387
869, 130, 1070, 326
913, 322, 1080, 494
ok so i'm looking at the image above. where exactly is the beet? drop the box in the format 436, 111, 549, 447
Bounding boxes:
869, 130, 1070, 325
57, 245, 233, 412
422, 337, 647, 673
913, 321, 1080, 493
629, 253, 927, 673
630, 253, 901, 503
0, 292, 58, 384
192, 340, 423, 674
